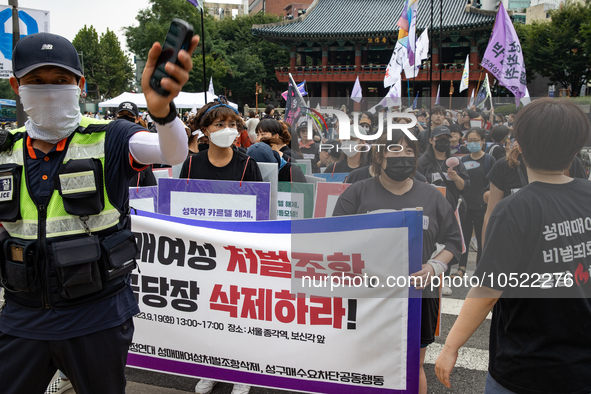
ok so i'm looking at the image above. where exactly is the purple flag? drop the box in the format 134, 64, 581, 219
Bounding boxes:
481, 2, 527, 107
186, 0, 202, 9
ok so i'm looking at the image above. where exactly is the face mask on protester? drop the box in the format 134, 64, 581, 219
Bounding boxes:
19, 84, 82, 144
466, 142, 482, 153
434, 138, 451, 152
341, 140, 359, 158
384, 156, 415, 182
208, 127, 239, 148
198, 143, 209, 152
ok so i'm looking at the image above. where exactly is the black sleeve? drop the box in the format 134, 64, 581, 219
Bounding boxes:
570, 156, 587, 179
179, 157, 190, 179
332, 183, 362, 217
245, 159, 263, 182
487, 158, 506, 190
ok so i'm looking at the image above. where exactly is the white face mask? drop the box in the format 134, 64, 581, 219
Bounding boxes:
19, 84, 82, 144
341, 140, 359, 158
208, 127, 239, 148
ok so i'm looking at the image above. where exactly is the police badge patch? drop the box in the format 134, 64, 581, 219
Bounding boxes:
0, 175, 13, 201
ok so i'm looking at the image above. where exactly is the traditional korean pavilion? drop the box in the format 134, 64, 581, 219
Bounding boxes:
252, 0, 498, 107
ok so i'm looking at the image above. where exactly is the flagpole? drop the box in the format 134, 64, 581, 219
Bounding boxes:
429, 0, 433, 111
200, 8, 208, 103
439, 0, 443, 108
474, 69, 483, 107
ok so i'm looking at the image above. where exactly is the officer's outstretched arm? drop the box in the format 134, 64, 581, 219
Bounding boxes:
129, 36, 200, 166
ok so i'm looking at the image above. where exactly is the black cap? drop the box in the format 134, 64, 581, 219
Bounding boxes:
324, 140, 341, 159
116, 102, 139, 118
13, 33, 83, 78
431, 126, 451, 138
297, 121, 308, 131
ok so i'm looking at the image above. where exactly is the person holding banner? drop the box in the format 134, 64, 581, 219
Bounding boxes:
435, 98, 591, 394
179, 101, 262, 182
332, 129, 462, 394
0, 31, 198, 394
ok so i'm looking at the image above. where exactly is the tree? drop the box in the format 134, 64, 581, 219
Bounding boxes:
0, 80, 16, 100
99, 30, 134, 97
517, 0, 591, 96
123, 1, 290, 107
73, 25, 134, 100
72, 25, 102, 99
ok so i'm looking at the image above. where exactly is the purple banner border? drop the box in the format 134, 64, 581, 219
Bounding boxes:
157, 178, 271, 220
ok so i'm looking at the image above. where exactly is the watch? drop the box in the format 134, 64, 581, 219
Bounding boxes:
148, 102, 177, 125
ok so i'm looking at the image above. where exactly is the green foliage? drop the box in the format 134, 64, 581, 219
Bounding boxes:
0, 79, 16, 100
72, 25, 101, 99
99, 30, 135, 98
517, 0, 591, 96
123, 1, 289, 107
73, 25, 134, 100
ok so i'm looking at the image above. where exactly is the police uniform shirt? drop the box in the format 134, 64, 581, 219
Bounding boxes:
0, 119, 145, 340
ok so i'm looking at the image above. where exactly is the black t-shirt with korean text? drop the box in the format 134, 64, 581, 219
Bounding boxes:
474, 179, 591, 393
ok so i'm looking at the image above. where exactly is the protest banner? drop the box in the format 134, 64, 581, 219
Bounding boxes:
129, 186, 158, 213
314, 183, 351, 218
305, 175, 326, 187
157, 178, 271, 221
277, 182, 314, 220
294, 159, 313, 176
153, 168, 173, 184
314, 173, 350, 183
127, 209, 423, 393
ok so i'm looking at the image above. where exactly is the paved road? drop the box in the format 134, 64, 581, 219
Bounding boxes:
125, 249, 490, 394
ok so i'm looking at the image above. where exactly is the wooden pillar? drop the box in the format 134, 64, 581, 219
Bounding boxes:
470, 43, 478, 70
322, 45, 328, 67
290, 47, 296, 71
355, 44, 361, 68
321, 82, 328, 106
298, 53, 305, 67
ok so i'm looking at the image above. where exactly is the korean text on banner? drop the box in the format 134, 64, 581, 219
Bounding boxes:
127, 210, 423, 393
481, 2, 527, 106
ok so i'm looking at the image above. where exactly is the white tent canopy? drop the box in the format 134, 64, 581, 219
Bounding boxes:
98, 92, 237, 110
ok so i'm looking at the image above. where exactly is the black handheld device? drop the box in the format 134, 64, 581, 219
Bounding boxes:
149, 18, 194, 97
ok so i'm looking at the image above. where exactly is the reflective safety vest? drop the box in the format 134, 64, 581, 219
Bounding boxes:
0, 117, 133, 310
1, 118, 120, 239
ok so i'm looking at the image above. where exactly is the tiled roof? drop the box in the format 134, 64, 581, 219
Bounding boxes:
252, 0, 496, 39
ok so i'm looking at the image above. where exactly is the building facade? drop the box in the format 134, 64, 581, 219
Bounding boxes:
252, 0, 497, 108
205, 0, 249, 20
249, 0, 313, 17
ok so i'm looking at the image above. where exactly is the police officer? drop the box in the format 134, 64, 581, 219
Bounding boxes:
0, 32, 198, 394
